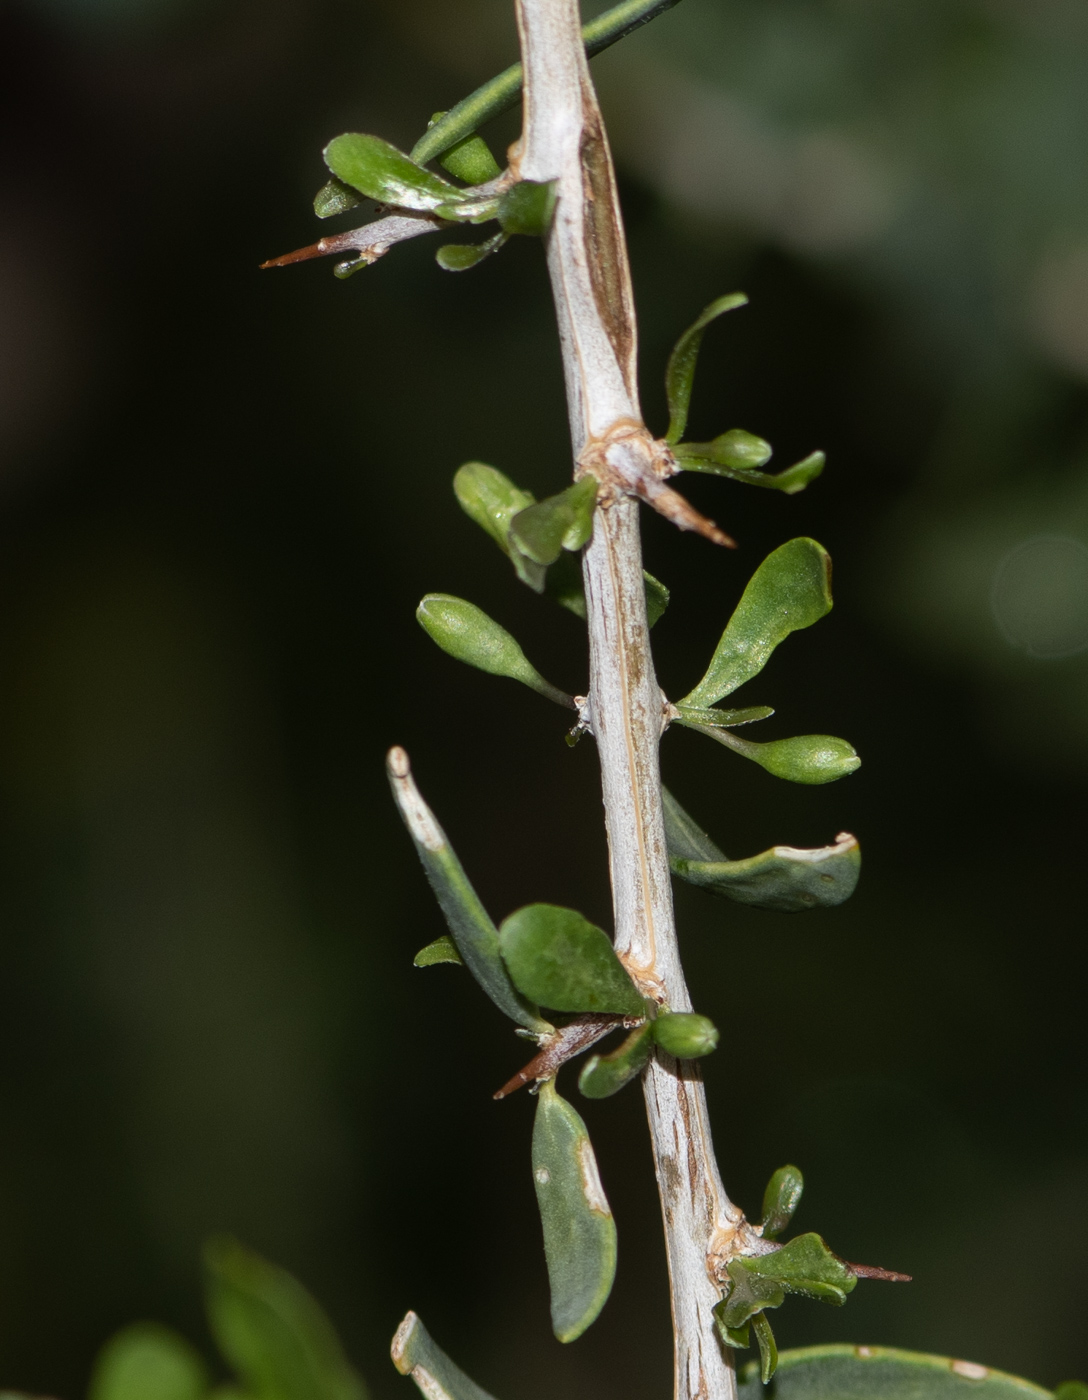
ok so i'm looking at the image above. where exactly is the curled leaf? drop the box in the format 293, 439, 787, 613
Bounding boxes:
652, 1011, 718, 1058
392, 1311, 498, 1400
677, 447, 826, 495
664, 293, 748, 445
533, 1079, 617, 1342
696, 726, 861, 785
578, 1021, 654, 1098
752, 1312, 779, 1383
761, 1165, 804, 1240
416, 595, 574, 708
718, 1234, 858, 1333
680, 538, 833, 709
413, 934, 464, 967
499, 904, 644, 1016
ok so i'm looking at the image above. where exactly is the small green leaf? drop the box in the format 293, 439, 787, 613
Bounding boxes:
753, 1312, 779, 1383
89, 1323, 207, 1400
314, 178, 363, 219
1055, 1386, 1088, 1400
696, 727, 861, 785
662, 787, 861, 911
323, 133, 497, 220
436, 232, 509, 271
391, 1312, 499, 1400
680, 538, 833, 709
643, 570, 670, 626
429, 115, 503, 185
720, 1234, 857, 1332
674, 704, 774, 728
497, 180, 557, 236
453, 462, 535, 553
416, 595, 574, 708
677, 447, 826, 495
578, 1022, 653, 1098
204, 1237, 367, 1400
388, 749, 552, 1035
719, 1318, 752, 1350
499, 904, 644, 1015
676, 429, 772, 471
664, 293, 748, 445
546, 551, 587, 615
652, 1012, 718, 1058
737, 1346, 1055, 1400
413, 934, 464, 967
532, 1079, 617, 1343
761, 1166, 804, 1241
509, 477, 598, 566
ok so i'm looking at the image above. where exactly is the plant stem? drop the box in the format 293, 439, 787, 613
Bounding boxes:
514, 2, 757, 1395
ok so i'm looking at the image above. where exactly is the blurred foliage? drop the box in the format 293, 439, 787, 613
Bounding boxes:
0, 0, 1086, 1396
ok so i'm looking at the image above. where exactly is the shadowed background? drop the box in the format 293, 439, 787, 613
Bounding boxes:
0, 0, 1086, 1393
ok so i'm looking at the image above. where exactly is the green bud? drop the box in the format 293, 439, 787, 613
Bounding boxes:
761, 1165, 804, 1240
416, 595, 574, 708
722, 732, 862, 785
313, 177, 362, 219
498, 179, 557, 236
652, 1011, 719, 1059
436, 232, 509, 271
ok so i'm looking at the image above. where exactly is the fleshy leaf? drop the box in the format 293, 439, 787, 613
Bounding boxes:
323, 134, 497, 220
509, 477, 598, 566
436, 232, 509, 271
429, 115, 503, 185
674, 704, 774, 728
416, 595, 575, 708
761, 1166, 804, 1240
204, 1237, 367, 1400
680, 538, 833, 708
664, 293, 748, 445
652, 1012, 718, 1058
662, 787, 861, 910
753, 1313, 779, 1383
413, 934, 464, 968
695, 726, 861, 785
89, 1323, 207, 1400
532, 1079, 617, 1343
676, 429, 772, 471
499, 904, 644, 1015
392, 1311, 498, 1400
497, 180, 557, 236
737, 1346, 1055, 1400
387, 748, 552, 1035
314, 178, 363, 219
644, 570, 670, 626
453, 462, 535, 553
578, 1022, 654, 1098
718, 1234, 857, 1331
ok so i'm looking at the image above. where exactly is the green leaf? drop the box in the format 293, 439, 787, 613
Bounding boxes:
753, 1312, 779, 1383
761, 1166, 804, 1241
89, 1323, 208, 1400
719, 1319, 752, 1350
497, 180, 557, 236
204, 1237, 367, 1400
546, 551, 587, 615
680, 538, 833, 708
644, 570, 670, 626
664, 293, 748, 445
674, 704, 774, 728
1056, 1387, 1088, 1400
429, 115, 503, 185
532, 1079, 617, 1343
413, 934, 463, 967
694, 727, 861, 785
652, 1011, 718, 1058
578, 1021, 654, 1098
313, 178, 363, 219
662, 787, 861, 911
720, 1234, 857, 1332
499, 904, 644, 1015
436, 232, 509, 271
391, 1312, 499, 1400
323, 134, 497, 220
416, 595, 574, 708
736, 1346, 1053, 1400
676, 429, 772, 471
387, 749, 552, 1036
509, 477, 598, 566
677, 447, 826, 495
453, 462, 535, 553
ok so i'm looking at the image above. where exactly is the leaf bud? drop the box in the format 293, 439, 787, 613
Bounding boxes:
652, 1011, 719, 1059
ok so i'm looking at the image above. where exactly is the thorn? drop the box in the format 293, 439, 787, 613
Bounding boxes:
493, 1014, 625, 1099
260, 230, 368, 269
847, 1262, 912, 1282
635, 478, 736, 548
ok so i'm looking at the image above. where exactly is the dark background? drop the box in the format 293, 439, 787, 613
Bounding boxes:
1, 0, 1086, 1394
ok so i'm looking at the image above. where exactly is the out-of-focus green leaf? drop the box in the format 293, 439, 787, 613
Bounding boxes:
453, 463, 535, 553
532, 1079, 617, 1343
717, 1235, 857, 1333
736, 1347, 1053, 1400
664, 293, 748, 445
546, 552, 587, 616
89, 1323, 207, 1400
643, 570, 670, 626
510, 477, 598, 566
387, 749, 552, 1035
652, 1011, 718, 1058
204, 1238, 367, 1400
1056, 1388, 1088, 1400
416, 595, 574, 708
662, 787, 861, 910
436, 232, 509, 271
497, 180, 557, 235
413, 934, 463, 968
499, 904, 644, 1015
676, 429, 772, 471
323, 134, 498, 220
391, 1312, 498, 1400
761, 1166, 804, 1241
578, 1021, 653, 1098
674, 704, 773, 728
428, 115, 503, 185
677, 447, 826, 495
681, 538, 833, 708
696, 726, 861, 785
313, 179, 363, 219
